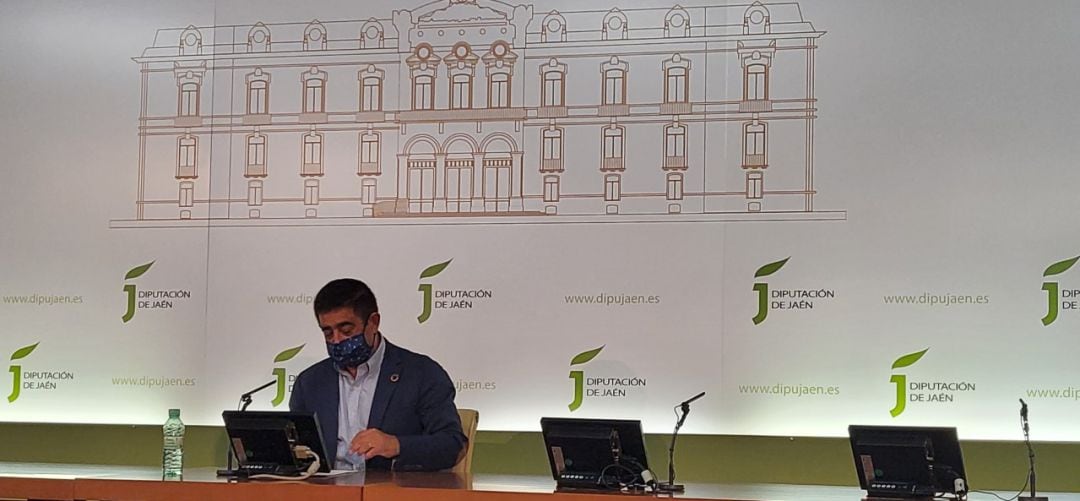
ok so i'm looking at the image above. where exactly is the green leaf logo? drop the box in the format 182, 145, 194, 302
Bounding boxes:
273, 344, 305, 363
570, 346, 605, 366
420, 259, 452, 279
11, 342, 39, 361
125, 261, 155, 280
892, 348, 928, 370
755, 257, 790, 278
1044, 256, 1080, 278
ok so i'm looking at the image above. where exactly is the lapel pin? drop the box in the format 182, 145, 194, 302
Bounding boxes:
390, 373, 400, 383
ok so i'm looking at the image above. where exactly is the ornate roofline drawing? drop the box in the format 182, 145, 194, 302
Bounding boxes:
112, 0, 844, 228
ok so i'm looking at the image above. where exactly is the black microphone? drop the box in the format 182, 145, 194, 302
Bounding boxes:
1018, 399, 1048, 501
679, 391, 706, 411
240, 380, 276, 411
657, 391, 705, 493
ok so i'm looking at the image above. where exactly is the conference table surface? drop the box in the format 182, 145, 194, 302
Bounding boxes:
1, 462, 1077, 501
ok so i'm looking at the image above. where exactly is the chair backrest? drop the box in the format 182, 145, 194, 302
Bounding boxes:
452, 408, 479, 473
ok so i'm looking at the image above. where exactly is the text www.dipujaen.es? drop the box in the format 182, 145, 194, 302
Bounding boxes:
1025, 387, 1080, 400
882, 293, 990, 307
739, 384, 841, 397
564, 294, 661, 306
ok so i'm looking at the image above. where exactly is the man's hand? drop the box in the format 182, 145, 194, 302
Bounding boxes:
350, 428, 401, 460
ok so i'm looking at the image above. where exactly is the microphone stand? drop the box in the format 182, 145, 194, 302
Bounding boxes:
216, 380, 276, 477
657, 392, 705, 493
1019, 399, 1048, 501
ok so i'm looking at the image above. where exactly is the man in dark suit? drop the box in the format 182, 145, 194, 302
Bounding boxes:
290, 278, 466, 471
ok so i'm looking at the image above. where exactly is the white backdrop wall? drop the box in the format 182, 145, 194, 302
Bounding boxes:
1, 0, 1079, 441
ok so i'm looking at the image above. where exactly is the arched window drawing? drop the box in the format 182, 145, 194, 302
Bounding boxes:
745, 63, 768, 101
358, 65, 384, 112
482, 137, 514, 212
544, 175, 560, 202
179, 181, 195, 207
743, 122, 767, 169
450, 73, 472, 109
301, 67, 327, 114
604, 174, 621, 201
489, 73, 509, 108
406, 138, 438, 213
666, 173, 684, 200
304, 20, 327, 51
602, 9, 628, 41
414, 75, 435, 110
176, 135, 197, 178
601, 57, 629, 112
540, 58, 567, 108
407, 44, 440, 111
445, 138, 475, 213
664, 123, 687, 169
301, 130, 324, 176
445, 43, 478, 110
541, 127, 563, 172
483, 41, 517, 109
246, 133, 267, 177
304, 179, 320, 205
361, 178, 377, 205
746, 172, 764, 199
744, 3, 771, 36
360, 19, 384, 49
665, 6, 690, 38
601, 125, 625, 171
178, 82, 199, 117
246, 68, 270, 115
665, 66, 687, 103
358, 132, 380, 175
179, 26, 202, 56
247, 180, 263, 206
247, 23, 271, 53
540, 11, 566, 43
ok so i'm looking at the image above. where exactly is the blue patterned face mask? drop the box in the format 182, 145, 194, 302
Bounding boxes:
326, 330, 375, 372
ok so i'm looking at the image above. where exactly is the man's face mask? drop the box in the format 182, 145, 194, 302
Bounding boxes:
326, 322, 375, 371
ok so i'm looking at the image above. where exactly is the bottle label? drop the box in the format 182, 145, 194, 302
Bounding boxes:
164, 436, 184, 448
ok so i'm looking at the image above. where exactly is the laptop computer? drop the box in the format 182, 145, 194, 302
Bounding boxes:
540, 417, 651, 491
222, 410, 332, 476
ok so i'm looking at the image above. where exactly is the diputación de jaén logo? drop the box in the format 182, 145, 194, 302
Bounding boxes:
7, 342, 39, 403
568, 346, 604, 412
752, 257, 789, 325
121, 261, 154, 323
1041, 255, 1079, 326
417, 259, 452, 324
270, 344, 304, 407
888, 348, 927, 417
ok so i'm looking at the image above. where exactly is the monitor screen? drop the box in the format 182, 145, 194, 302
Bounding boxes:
222, 410, 331, 474
540, 417, 650, 490
848, 425, 967, 498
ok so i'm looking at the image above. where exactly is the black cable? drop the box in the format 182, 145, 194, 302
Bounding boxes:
968, 473, 1030, 501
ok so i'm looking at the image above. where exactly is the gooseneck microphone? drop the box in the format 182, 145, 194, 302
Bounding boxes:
1018, 399, 1048, 501
657, 391, 705, 493
239, 380, 276, 411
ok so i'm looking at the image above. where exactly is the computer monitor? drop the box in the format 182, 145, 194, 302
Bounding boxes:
848, 425, 968, 499
540, 417, 650, 491
222, 410, 331, 475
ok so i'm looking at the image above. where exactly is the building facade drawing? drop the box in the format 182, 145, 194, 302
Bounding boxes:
125, 0, 838, 225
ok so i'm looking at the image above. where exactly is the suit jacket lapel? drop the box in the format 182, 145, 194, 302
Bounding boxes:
368, 341, 402, 430
315, 361, 339, 456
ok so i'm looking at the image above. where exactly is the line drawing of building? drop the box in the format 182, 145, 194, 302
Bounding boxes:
114, 0, 844, 227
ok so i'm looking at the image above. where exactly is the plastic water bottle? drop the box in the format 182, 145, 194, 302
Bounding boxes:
162, 408, 185, 478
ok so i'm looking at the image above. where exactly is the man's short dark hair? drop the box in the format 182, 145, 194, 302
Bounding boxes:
314, 278, 379, 320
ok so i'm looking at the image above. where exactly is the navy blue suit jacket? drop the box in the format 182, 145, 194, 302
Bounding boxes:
289, 339, 466, 471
